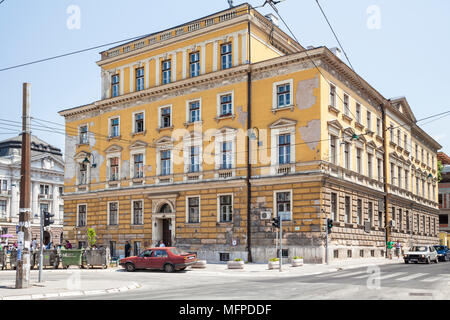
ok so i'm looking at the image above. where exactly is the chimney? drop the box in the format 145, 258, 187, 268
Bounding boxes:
330, 47, 342, 60
265, 13, 279, 27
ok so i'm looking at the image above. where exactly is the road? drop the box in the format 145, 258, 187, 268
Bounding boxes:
46, 262, 449, 300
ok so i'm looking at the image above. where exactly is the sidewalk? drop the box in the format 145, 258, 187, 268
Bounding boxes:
0, 270, 140, 300
189, 257, 403, 277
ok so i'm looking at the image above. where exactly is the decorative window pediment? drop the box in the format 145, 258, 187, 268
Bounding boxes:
214, 126, 238, 137
74, 151, 91, 161
269, 118, 297, 129
155, 136, 174, 147
129, 140, 148, 150
104, 144, 123, 153
366, 141, 377, 149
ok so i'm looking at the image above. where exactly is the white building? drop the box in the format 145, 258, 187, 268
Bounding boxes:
0, 135, 64, 245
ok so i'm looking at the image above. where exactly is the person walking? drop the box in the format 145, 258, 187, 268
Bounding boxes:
387, 240, 394, 259
159, 241, 165, 247
395, 241, 402, 259
32, 238, 37, 251
124, 241, 131, 257
64, 240, 72, 249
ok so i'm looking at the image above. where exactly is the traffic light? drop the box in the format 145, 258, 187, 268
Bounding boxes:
43, 211, 54, 227
327, 218, 333, 233
272, 216, 280, 228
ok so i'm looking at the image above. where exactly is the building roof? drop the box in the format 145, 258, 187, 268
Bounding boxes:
0, 135, 63, 158
438, 152, 450, 165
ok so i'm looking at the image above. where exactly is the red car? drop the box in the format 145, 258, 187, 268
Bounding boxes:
119, 247, 197, 273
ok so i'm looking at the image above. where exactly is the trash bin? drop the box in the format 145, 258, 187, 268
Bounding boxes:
34, 250, 60, 269
0, 250, 6, 270
85, 248, 110, 269
60, 249, 84, 269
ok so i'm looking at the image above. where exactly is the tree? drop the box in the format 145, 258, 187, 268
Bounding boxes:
438, 160, 443, 182
87, 228, 97, 248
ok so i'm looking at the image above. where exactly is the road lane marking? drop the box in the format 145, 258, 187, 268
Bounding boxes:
353, 274, 371, 279
396, 273, 427, 281
421, 276, 441, 282
379, 272, 406, 280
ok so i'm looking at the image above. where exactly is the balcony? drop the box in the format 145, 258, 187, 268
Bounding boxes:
0, 190, 11, 196
38, 193, 53, 200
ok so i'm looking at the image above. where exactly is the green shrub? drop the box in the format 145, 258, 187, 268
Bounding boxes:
269, 258, 279, 262
293, 256, 303, 260
234, 258, 243, 261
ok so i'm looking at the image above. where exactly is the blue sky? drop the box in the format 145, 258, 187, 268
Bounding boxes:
0, 0, 449, 154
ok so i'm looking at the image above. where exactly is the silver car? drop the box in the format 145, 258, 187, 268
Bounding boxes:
403, 245, 439, 264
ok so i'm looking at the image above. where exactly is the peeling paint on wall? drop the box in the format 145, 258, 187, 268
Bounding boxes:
64, 136, 77, 183
121, 160, 130, 180
236, 106, 248, 128
298, 119, 321, 151
296, 76, 319, 110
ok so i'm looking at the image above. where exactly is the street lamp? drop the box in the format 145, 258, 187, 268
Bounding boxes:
82, 154, 96, 168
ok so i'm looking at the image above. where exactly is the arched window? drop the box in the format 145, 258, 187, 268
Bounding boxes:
160, 203, 172, 213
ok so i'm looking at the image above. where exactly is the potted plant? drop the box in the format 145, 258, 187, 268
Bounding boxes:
227, 258, 244, 269
291, 256, 304, 267
268, 257, 280, 269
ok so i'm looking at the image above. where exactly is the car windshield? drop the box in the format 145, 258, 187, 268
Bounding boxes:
434, 246, 445, 251
170, 248, 189, 255
411, 246, 427, 252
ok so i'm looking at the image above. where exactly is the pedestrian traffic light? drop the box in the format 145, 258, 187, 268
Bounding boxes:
43, 211, 54, 227
272, 216, 280, 228
327, 218, 333, 233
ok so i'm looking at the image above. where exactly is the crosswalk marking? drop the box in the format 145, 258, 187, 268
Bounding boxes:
396, 273, 427, 281
332, 271, 366, 278
353, 274, 370, 279
379, 272, 406, 280
421, 276, 442, 282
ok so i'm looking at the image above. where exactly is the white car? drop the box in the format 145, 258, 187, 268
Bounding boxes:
403, 245, 439, 264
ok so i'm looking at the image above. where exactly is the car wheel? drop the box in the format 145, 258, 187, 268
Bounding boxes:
164, 263, 175, 273
125, 263, 135, 272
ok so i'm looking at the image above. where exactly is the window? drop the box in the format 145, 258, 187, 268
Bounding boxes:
398, 166, 402, 188
398, 209, 402, 230
0, 180, 7, 191
79, 125, 88, 144
406, 210, 410, 231
421, 149, 424, 163
357, 199, 362, 225
110, 241, 116, 257
59, 187, 63, 195
366, 111, 371, 130
109, 157, 119, 181
78, 205, 86, 227
356, 148, 362, 174
377, 158, 382, 182
390, 124, 394, 143
160, 107, 171, 128
111, 74, 120, 97
109, 202, 118, 225
404, 134, 408, 151
221, 141, 232, 169
391, 163, 395, 185
345, 196, 351, 223
189, 146, 200, 173
404, 170, 409, 190
133, 154, 144, 178
439, 193, 443, 206
367, 154, 373, 178
188, 197, 200, 223
344, 94, 350, 116
219, 94, 232, 117
162, 60, 171, 84
415, 144, 418, 159
278, 134, 291, 164
344, 142, 350, 169
188, 100, 200, 123
276, 191, 291, 221
416, 177, 419, 196
0, 200, 6, 215
439, 214, 448, 225
219, 253, 230, 261
329, 84, 336, 107
368, 201, 373, 226
40, 184, 50, 195
427, 152, 430, 166
160, 150, 171, 176
110, 118, 120, 137
355, 103, 361, 123
219, 195, 233, 222
330, 135, 337, 165
331, 193, 337, 221
189, 51, 200, 77
79, 163, 87, 185
379, 207, 383, 228
134, 112, 144, 133
132, 200, 143, 225
276, 83, 291, 108
136, 67, 144, 91
376, 118, 381, 136
221, 43, 232, 69
397, 129, 401, 147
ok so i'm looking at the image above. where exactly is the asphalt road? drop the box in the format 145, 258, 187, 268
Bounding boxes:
48, 262, 449, 300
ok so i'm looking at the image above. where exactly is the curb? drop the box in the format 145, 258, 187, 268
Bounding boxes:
1, 282, 141, 300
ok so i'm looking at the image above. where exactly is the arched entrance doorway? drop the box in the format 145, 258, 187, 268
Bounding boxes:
159, 204, 172, 247
43, 231, 51, 246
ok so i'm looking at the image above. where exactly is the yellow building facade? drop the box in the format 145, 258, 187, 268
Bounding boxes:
59, 4, 440, 263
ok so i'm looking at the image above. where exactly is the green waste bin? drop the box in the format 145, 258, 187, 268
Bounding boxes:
60, 249, 84, 269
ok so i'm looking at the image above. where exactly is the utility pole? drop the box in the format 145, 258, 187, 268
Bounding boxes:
38, 210, 44, 282
15, 83, 32, 289
279, 215, 282, 272
326, 219, 329, 264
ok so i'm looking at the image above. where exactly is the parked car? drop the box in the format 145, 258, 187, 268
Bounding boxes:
433, 245, 450, 262
403, 245, 439, 264
119, 247, 197, 272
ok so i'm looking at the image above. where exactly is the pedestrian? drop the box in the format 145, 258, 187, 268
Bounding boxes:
159, 241, 165, 247
387, 240, 394, 259
32, 238, 37, 251
395, 241, 402, 258
46, 241, 53, 250
124, 241, 131, 257
64, 240, 72, 249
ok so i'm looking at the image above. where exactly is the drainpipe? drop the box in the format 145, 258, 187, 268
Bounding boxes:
246, 17, 253, 263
